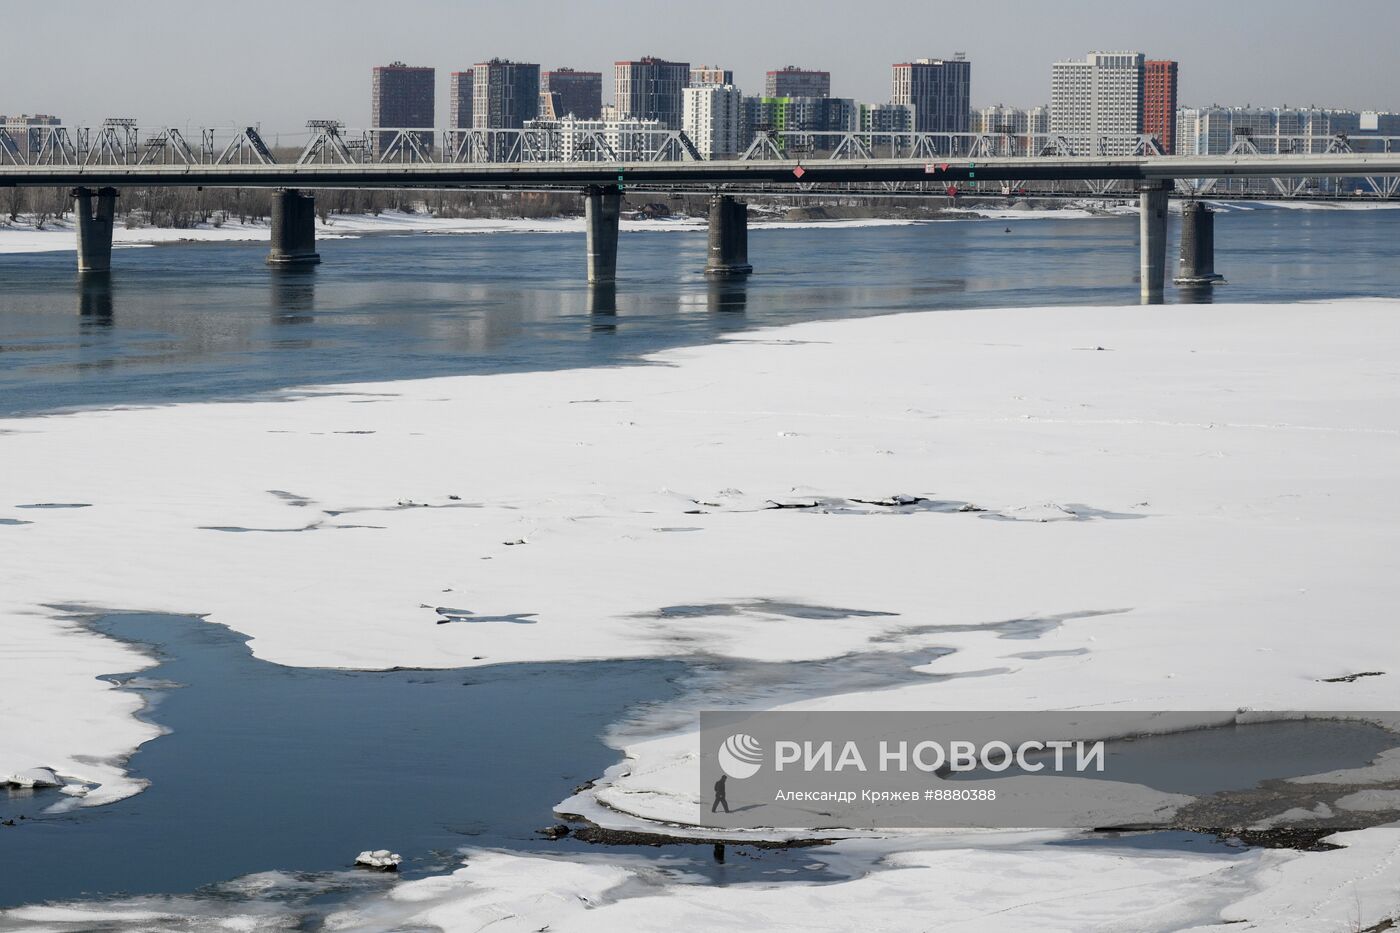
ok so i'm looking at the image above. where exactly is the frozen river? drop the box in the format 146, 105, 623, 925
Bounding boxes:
2, 204, 1399, 417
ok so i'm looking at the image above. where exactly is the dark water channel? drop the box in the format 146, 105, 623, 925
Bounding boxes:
0, 612, 832, 909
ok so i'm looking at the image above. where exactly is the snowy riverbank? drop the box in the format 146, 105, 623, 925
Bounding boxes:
3, 199, 1396, 256
4, 299, 1400, 928
0, 210, 925, 255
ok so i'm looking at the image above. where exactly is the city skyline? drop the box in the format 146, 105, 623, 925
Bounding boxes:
5, 0, 1400, 133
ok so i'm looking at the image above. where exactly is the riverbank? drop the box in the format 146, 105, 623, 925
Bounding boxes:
4, 298, 1400, 928
0, 209, 932, 255
5, 198, 1396, 256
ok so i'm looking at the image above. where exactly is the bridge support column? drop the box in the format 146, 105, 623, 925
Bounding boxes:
268, 189, 321, 265
73, 186, 118, 274
1139, 181, 1170, 302
584, 185, 621, 284
1174, 201, 1224, 287
705, 195, 752, 277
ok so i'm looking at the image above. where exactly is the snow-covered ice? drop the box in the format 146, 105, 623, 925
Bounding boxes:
3, 297, 1399, 928
316, 832, 1398, 933
4, 830, 1397, 931
4, 767, 61, 788
353, 850, 403, 871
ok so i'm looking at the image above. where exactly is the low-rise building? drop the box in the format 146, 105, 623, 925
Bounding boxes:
0, 113, 61, 161
970, 104, 1050, 154
747, 96, 858, 134
858, 102, 915, 134
1177, 106, 1362, 156
522, 116, 672, 161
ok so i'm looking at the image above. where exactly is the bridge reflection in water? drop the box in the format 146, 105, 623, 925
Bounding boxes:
269, 267, 317, 326
78, 271, 114, 325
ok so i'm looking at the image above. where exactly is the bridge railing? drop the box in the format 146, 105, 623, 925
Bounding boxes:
8, 122, 1388, 166
10, 123, 1400, 167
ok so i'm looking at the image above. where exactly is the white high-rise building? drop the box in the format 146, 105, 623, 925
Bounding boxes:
683, 84, 743, 160
1050, 51, 1144, 155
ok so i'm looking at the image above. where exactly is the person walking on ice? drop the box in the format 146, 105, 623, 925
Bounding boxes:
711, 774, 730, 813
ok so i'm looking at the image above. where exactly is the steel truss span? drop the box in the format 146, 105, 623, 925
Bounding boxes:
2, 124, 1399, 195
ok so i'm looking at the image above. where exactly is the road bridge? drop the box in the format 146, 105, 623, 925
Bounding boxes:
4, 123, 1400, 299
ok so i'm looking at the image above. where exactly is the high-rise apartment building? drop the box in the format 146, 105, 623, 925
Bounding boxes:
371, 61, 435, 155
449, 71, 473, 128
1143, 59, 1179, 153
614, 56, 690, 129
683, 85, 744, 159
1050, 51, 1145, 155
473, 59, 541, 129
891, 55, 971, 133
765, 66, 831, 98
541, 68, 603, 120
690, 65, 734, 87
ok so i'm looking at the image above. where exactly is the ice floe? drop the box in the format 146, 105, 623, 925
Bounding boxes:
354, 850, 403, 871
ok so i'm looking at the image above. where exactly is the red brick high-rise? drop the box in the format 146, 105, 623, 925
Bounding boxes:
1142, 59, 1179, 154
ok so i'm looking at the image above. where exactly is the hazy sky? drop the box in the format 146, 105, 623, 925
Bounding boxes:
5, 0, 1399, 137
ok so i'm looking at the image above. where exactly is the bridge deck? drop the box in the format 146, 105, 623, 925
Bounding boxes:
2, 154, 1400, 190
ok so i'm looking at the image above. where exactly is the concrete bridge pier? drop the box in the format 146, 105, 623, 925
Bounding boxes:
268, 189, 321, 265
588, 282, 617, 314
1174, 201, 1225, 287
584, 185, 621, 284
73, 186, 118, 273
705, 195, 752, 277
1138, 181, 1171, 302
